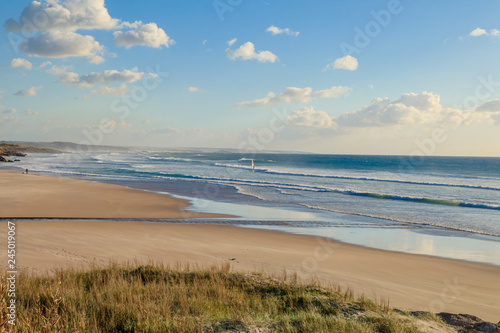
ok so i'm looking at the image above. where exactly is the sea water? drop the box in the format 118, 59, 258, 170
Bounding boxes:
11, 151, 500, 265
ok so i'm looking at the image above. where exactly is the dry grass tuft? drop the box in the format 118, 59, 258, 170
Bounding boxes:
0, 263, 453, 332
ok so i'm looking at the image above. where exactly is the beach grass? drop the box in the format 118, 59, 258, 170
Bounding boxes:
1, 262, 450, 332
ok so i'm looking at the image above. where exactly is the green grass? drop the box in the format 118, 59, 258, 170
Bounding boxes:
1, 263, 450, 332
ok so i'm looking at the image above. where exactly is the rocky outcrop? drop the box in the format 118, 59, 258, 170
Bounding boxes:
437, 313, 500, 332
0, 144, 27, 162
0, 150, 26, 157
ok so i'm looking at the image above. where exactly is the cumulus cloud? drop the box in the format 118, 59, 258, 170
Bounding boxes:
476, 99, 500, 112
469, 27, 500, 38
10, 58, 33, 70
87, 55, 105, 64
474, 99, 500, 125
324, 55, 358, 71
26, 109, 40, 116
91, 83, 129, 96
14, 86, 41, 97
237, 85, 350, 108
470, 28, 487, 37
146, 126, 206, 139
312, 86, 351, 98
266, 25, 299, 37
285, 107, 336, 128
19, 31, 103, 63
114, 23, 174, 48
1, 108, 17, 114
0, 116, 20, 124
227, 38, 237, 46
44, 64, 74, 75
39, 61, 52, 68
5, 1, 173, 64
4, 0, 120, 32
60, 68, 148, 88
226, 42, 277, 63
337, 91, 461, 127
186, 87, 199, 92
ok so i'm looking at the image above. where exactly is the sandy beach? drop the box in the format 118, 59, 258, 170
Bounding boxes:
0, 170, 227, 219
1, 170, 500, 322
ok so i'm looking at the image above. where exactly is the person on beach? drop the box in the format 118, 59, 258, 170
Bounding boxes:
26, 168, 28, 174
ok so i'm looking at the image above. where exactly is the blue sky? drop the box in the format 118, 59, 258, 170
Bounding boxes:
1, 0, 500, 155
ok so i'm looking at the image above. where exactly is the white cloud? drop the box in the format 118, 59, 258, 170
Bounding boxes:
475, 99, 500, 125
44, 64, 74, 75
91, 83, 129, 96
227, 38, 237, 46
226, 42, 277, 63
285, 107, 336, 128
10, 58, 33, 70
1, 108, 17, 114
149, 126, 182, 135
470, 28, 487, 37
0, 116, 20, 124
146, 126, 206, 139
39, 61, 52, 68
325, 55, 358, 71
237, 85, 350, 108
266, 25, 299, 37
114, 23, 174, 48
337, 91, 461, 127
19, 31, 103, 62
26, 109, 40, 116
312, 86, 351, 99
60, 68, 148, 88
14, 86, 41, 97
469, 27, 500, 38
6, 1, 172, 64
187, 87, 199, 92
476, 99, 500, 112
4, 0, 120, 32
87, 55, 105, 64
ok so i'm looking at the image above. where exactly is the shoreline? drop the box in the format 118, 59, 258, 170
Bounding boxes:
1, 169, 500, 321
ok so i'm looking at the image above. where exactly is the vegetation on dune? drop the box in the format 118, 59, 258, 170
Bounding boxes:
0, 143, 60, 155
1, 263, 453, 332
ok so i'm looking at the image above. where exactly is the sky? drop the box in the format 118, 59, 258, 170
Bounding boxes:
0, 0, 500, 156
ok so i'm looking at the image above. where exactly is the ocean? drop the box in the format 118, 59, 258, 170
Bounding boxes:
11, 151, 500, 265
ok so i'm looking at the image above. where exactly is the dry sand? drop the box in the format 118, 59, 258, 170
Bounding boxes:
0, 170, 226, 219
1, 170, 499, 322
